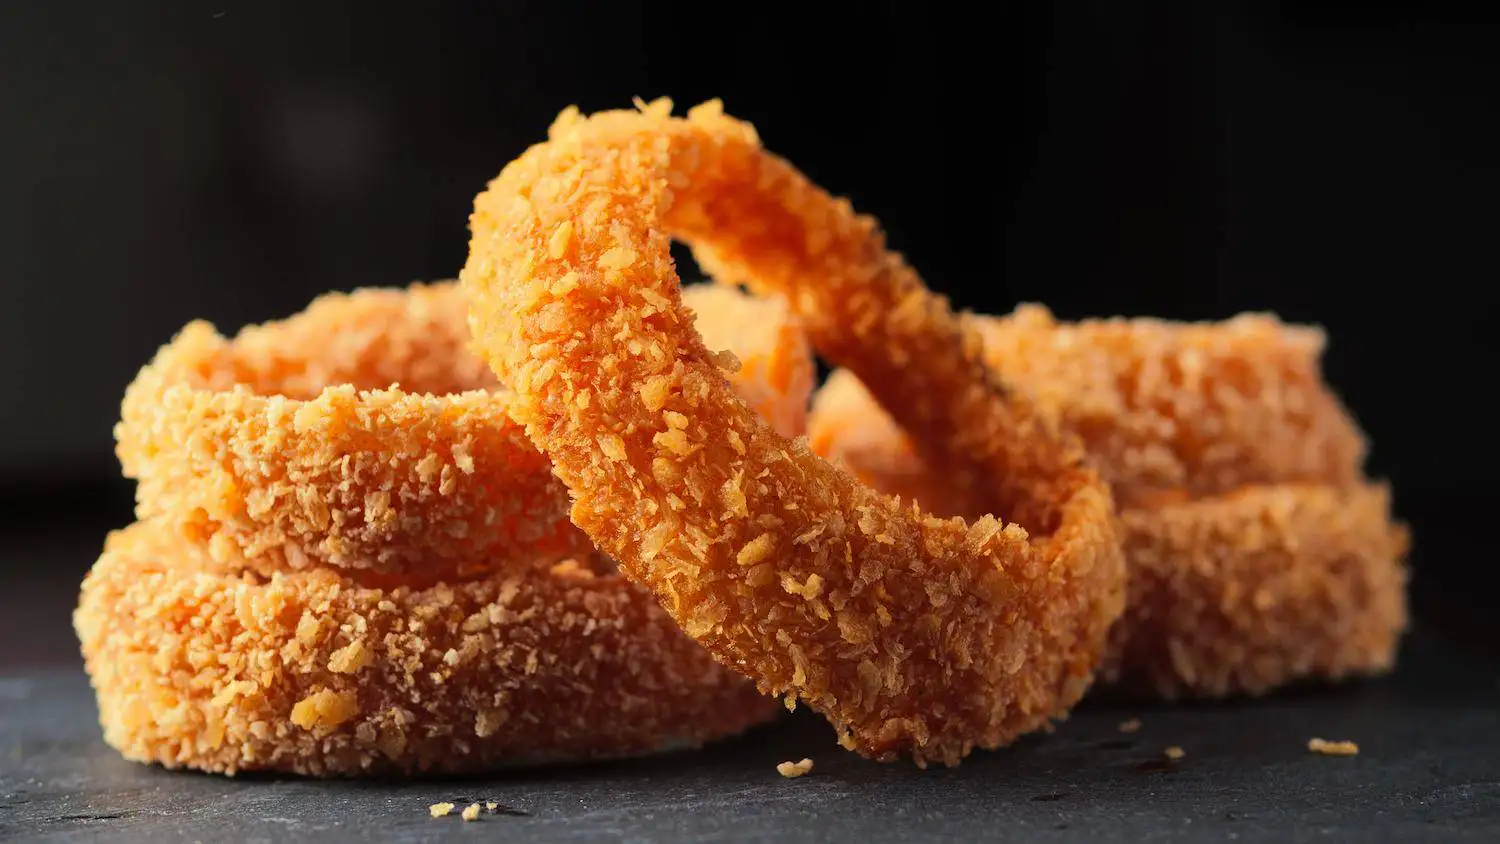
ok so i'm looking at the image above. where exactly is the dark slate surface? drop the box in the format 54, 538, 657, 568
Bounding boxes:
3, 635, 1498, 843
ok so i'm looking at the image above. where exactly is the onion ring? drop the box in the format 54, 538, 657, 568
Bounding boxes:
88, 280, 806, 775
460, 99, 1126, 766
808, 329, 1407, 699
966, 305, 1368, 508
75, 521, 777, 777
1109, 483, 1407, 698
117, 281, 812, 578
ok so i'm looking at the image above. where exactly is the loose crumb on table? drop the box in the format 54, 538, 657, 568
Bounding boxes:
429, 802, 456, 818
1118, 718, 1142, 733
462, 803, 482, 822
1308, 738, 1360, 756
777, 758, 814, 778
1163, 746, 1185, 761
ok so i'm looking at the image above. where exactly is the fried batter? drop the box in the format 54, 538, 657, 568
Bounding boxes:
808, 314, 1407, 699
117, 282, 812, 578
461, 99, 1125, 766
76, 522, 776, 776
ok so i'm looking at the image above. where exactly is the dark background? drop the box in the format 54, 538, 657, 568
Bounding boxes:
2, 1, 1495, 666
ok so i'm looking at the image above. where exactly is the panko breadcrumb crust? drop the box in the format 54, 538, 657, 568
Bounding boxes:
807, 314, 1408, 699
76, 522, 777, 777
84, 281, 812, 776
970, 305, 1368, 509
116, 282, 812, 579
461, 99, 1125, 766
1110, 484, 1406, 698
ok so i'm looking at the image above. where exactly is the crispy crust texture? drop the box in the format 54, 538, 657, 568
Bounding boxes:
75, 522, 777, 777
684, 283, 814, 441
967, 305, 1368, 509
461, 100, 1126, 766
808, 334, 1408, 699
86, 280, 810, 776
116, 282, 811, 579
1108, 484, 1407, 698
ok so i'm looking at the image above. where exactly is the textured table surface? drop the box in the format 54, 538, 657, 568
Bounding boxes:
3, 634, 1497, 843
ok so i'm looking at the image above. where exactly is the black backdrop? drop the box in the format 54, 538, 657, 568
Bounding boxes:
2, 1, 1495, 651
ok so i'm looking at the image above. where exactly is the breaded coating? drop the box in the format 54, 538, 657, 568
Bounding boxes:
116, 282, 812, 578
812, 304, 1368, 513
75, 521, 777, 777
968, 305, 1368, 508
85, 281, 809, 776
808, 345, 1408, 699
116, 282, 576, 578
461, 99, 1125, 766
684, 283, 814, 440
1108, 484, 1407, 698
809, 369, 971, 518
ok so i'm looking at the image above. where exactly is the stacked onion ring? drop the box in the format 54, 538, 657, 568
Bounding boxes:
77, 281, 811, 776
461, 99, 1127, 767
808, 304, 1409, 699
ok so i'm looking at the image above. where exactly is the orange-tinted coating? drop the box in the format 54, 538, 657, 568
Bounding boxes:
117, 281, 813, 579
967, 305, 1367, 508
461, 99, 1125, 766
809, 342, 1407, 699
75, 521, 778, 777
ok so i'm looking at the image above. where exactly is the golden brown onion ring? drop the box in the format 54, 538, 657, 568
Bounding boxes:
809, 354, 1406, 699
461, 100, 1125, 766
75, 521, 778, 777
117, 281, 812, 579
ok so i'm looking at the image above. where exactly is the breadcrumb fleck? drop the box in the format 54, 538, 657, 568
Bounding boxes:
289, 688, 358, 731
1308, 738, 1359, 756
1163, 746, 1185, 761
777, 758, 814, 778
735, 533, 775, 567
485, 802, 498, 812
461, 803, 481, 821
327, 640, 371, 674
1118, 718, 1141, 733
429, 802, 455, 818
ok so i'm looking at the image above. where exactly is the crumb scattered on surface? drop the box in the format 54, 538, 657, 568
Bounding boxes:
486, 802, 498, 811
1308, 738, 1359, 756
429, 802, 455, 818
777, 758, 814, 778
461, 803, 481, 821
1118, 718, 1141, 733
1163, 746, 1185, 761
